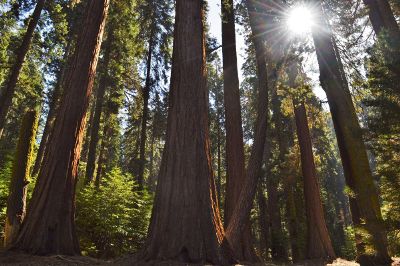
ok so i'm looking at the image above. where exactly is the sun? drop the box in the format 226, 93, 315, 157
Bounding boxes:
286, 5, 314, 35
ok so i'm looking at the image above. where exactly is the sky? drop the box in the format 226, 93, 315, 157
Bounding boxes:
205, 0, 329, 103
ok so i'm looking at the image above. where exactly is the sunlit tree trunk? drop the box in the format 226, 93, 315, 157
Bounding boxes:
293, 100, 335, 260
141, 0, 231, 263
221, 0, 256, 261
4, 110, 38, 247
0, 0, 46, 139
311, 2, 391, 264
14, 0, 109, 254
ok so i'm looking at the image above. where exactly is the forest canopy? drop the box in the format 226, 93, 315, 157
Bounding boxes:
0, 0, 399, 265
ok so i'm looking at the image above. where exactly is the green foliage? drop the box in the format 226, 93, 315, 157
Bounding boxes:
363, 31, 400, 256
0, 152, 13, 241
76, 168, 152, 258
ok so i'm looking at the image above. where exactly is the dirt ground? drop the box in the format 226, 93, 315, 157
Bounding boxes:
0, 252, 399, 266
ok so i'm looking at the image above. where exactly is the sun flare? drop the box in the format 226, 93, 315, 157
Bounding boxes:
287, 5, 314, 35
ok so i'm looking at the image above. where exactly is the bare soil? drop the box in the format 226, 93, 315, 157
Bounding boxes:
0, 252, 399, 266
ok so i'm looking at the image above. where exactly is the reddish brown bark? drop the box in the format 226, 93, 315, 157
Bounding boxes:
311, 2, 391, 264
293, 100, 335, 260
13, 0, 109, 255
85, 33, 113, 185
4, 110, 38, 247
221, 0, 256, 261
141, 0, 231, 264
0, 0, 46, 139
223, 0, 269, 256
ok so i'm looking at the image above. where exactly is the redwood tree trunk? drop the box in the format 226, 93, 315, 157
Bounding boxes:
223, 0, 269, 255
293, 100, 335, 260
311, 2, 391, 264
84, 34, 112, 185
4, 110, 38, 247
141, 0, 231, 264
14, 0, 109, 255
221, 0, 256, 261
0, 0, 46, 139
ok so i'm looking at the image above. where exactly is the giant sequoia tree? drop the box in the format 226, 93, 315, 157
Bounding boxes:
289, 64, 335, 260
141, 0, 230, 264
13, 0, 110, 254
221, 0, 256, 261
311, 2, 391, 264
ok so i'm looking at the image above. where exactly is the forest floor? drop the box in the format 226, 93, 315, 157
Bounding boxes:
0, 252, 399, 266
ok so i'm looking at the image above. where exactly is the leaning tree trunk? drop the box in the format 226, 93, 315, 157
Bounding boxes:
311, 2, 391, 265
84, 33, 113, 185
14, 0, 109, 255
223, 0, 269, 255
362, 0, 400, 39
141, 0, 231, 264
3, 110, 38, 248
221, 0, 256, 262
289, 63, 335, 260
292, 100, 335, 260
0, 0, 46, 139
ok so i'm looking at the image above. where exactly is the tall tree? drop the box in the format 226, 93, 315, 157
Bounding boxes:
4, 110, 38, 247
141, 0, 231, 263
223, 0, 269, 256
311, 2, 391, 264
221, 0, 256, 261
362, 0, 400, 39
0, 0, 46, 139
289, 64, 335, 260
13, 0, 110, 254
136, 0, 173, 189
84, 31, 113, 185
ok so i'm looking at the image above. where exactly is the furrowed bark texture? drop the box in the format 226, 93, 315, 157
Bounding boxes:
14, 0, 109, 255
293, 101, 335, 260
4, 110, 38, 247
142, 0, 230, 264
224, 0, 269, 255
0, 0, 46, 139
221, 0, 256, 262
311, 2, 391, 264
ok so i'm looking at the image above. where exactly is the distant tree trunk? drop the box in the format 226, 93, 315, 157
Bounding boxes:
32, 19, 78, 177
84, 34, 113, 185
221, 0, 256, 261
269, 87, 289, 261
137, 29, 155, 190
293, 100, 335, 260
14, 0, 109, 255
311, 3, 391, 265
256, 183, 269, 259
94, 123, 109, 189
31, 69, 63, 177
4, 110, 38, 248
81, 97, 96, 162
363, 0, 400, 39
284, 176, 301, 262
0, 0, 46, 139
141, 0, 231, 264
223, 0, 269, 256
